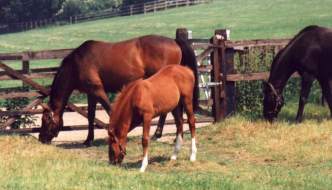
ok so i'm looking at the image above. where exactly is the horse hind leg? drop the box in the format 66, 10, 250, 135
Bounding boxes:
183, 96, 197, 162
319, 79, 332, 118
170, 106, 184, 161
296, 73, 314, 123
83, 95, 97, 146
151, 113, 167, 140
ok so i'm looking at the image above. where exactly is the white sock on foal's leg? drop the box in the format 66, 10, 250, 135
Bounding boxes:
190, 137, 197, 162
140, 154, 149, 172
171, 134, 183, 160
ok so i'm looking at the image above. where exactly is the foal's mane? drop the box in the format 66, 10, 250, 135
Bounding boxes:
110, 79, 143, 128
112, 79, 143, 109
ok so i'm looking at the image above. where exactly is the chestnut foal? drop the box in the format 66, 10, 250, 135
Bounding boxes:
108, 65, 198, 172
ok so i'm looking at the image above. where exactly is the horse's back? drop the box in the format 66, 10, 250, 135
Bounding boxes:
137, 35, 182, 76
64, 36, 181, 92
133, 65, 193, 116
282, 26, 332, 77
148, 65, 195, 88
149, 65, 194, 105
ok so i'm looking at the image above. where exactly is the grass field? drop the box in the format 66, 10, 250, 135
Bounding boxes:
1, 0, 332, 88
0, 0, 332, 53
1, 103, 332, 190
1, 1, 332, 189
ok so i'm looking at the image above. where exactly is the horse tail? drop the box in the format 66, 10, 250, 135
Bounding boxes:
175, 38, 199, 112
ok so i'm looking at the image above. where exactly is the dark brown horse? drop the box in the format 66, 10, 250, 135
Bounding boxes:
39, 35, 198, 145
108, 65, 198, 172
263, 25, 332, 122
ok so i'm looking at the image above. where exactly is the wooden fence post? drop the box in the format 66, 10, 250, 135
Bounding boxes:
213, 29, 235, 120
144, 3, 146, 15
130, 5, 133, 16
176, 28, 189, 41
22, 53, 30, 90
225, 43, 236, 116
210, 33, 222, 122
154, 1, 156, 13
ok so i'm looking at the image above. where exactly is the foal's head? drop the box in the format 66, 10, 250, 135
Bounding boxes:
39, 104, 62, 144
108, 128, 126, 165
263, 82, 284, 122
108, 82, 139, 165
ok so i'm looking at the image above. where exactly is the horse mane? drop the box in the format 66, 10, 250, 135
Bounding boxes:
49, 41, 96, 110
110, 79, 143, 130
270, 25, 320, 73
48, 53, 73, 109
112, 79, 143, 109
50, 55, 69, 93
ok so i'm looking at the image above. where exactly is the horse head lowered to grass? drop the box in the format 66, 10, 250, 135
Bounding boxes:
263, 25, 332, 122
38, 35, 198, 145
108, 65, 199, 172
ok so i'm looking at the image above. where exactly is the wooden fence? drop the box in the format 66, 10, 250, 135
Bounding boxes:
0, 0, 211, 34
0, 28, 291, 133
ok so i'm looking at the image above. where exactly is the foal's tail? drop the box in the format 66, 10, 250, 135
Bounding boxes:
175, 38, 199, 112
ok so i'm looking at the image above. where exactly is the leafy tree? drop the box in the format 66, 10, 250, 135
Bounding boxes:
0, 0, 64, 24
57, 0, 122, 18
122, 0, 154, 6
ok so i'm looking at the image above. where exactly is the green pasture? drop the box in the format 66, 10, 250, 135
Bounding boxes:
0, 0, 332, 53
1, 1, 332, 189
0, 0, 331, 102
1, 103, 332, 190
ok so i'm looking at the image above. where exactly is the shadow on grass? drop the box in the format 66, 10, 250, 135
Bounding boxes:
56, 139, 107, 149
277, 103, 330, 124
122, 155, 169, 170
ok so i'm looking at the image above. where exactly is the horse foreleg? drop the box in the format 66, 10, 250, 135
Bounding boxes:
151, 114, 167, 140
140, 113, 153, 172
170, 106, 184, 160
183, 97, 197, 162
84, 95, 97, 146
319, 79, 332, 118
296, 74, 314, 123
88, 85, 112, 117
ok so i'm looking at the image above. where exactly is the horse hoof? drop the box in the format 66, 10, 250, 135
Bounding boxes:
139, 168, 146, 173
83, 140, 93, 147
151, 134, 162, 141
170, 155, 177, 160
295, 119, 302, 124
190, 155, 196, 162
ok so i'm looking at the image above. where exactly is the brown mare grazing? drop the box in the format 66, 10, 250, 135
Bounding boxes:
39, 35, 198, 145
108, 65, 198, 172
263, 25, 332, 122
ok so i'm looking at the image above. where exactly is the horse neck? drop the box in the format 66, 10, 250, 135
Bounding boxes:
49, 60, 75, 117
113, 99, 135, 143
111, 83, 142, 144
268, 49, 296, 94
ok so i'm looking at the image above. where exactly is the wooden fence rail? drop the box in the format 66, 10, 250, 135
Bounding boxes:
0, 28, 291, 133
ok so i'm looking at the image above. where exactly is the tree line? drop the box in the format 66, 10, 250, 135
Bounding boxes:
0, 0, 155, 24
